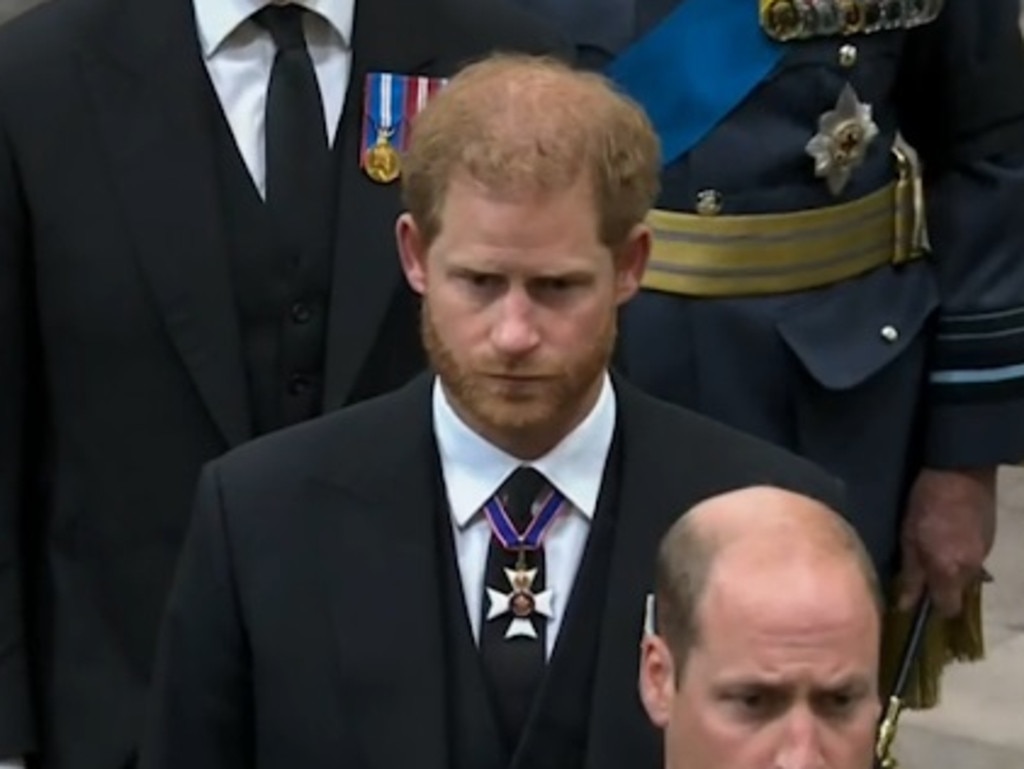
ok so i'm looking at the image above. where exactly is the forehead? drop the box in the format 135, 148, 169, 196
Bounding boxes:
430, 175, 607, 270
692, 560, 879, 669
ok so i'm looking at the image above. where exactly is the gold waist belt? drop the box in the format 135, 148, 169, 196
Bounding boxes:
641, 177, 924, 298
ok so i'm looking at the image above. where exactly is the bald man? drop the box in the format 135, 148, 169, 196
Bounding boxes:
639, 487, 882, 769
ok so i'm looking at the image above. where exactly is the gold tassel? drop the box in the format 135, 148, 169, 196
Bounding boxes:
878, 580, 986, 710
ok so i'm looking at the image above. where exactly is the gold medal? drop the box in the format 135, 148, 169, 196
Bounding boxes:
862, 0, 884, 31
810, 0, 843, 35
905, 0, 944, 28
838, 0, 864, 33
364, 128, 401, 184
761, 0, 806, 40
762, 0, 940, 41
881, 0, 904, 27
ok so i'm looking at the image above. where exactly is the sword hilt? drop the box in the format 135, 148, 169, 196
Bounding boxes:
874, 695, 903, 769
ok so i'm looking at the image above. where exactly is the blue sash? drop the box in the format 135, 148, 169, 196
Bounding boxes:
604, 0, 785, 166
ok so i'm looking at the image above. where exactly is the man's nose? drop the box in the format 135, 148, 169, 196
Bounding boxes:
490, 289, 541, 355
774, 708, 826, 769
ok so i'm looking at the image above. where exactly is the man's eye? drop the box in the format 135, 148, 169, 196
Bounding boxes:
540, 278, 572, 291
728, 689, 777, 716
738, 692, 767, 709
462, 273, 500, 288
533, 277, 588, 298
816, 691, 858, 719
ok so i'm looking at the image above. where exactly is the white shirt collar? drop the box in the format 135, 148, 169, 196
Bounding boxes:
433, 373, 617, 529
193, 0, 356, 58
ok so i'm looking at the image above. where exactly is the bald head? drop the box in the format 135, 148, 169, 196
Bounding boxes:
642, 487, 884, 769
652, 486, 882, 676
401, 53, 661, 249
687, 486, 880, 582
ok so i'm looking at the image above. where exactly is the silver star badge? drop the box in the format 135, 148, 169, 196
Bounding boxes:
485, 566, 554, 640
805, 83, 879, 195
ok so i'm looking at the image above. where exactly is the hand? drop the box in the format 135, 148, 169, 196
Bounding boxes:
897, 467, 997, 617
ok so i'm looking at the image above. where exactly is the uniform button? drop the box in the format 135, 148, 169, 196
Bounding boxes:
880, 325, 899, 342
696, 189, 723, 216
839, 43, 858, 68
291, 302, 312, 324
287, 373, 313, 395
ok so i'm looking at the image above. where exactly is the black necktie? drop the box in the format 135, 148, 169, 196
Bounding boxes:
254, 4, 331, 248
480, 466, 549, 749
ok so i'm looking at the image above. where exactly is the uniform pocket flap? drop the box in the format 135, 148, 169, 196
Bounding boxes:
776, 265, 939, 391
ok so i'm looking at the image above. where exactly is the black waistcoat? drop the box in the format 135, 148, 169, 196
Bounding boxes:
200, 78, 341, 434
435, 434, 625, 769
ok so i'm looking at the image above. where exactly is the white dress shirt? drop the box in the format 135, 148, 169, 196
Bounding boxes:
192, 0, 354, 197
433, 374, 617, 659
0, 5, 354, 767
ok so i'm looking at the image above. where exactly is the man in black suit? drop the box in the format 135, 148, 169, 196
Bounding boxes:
0, 1, 563, 766
140, 54, 845, 769
639, 487, 883, 769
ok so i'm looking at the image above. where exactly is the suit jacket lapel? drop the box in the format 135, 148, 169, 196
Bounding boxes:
80, 0, 251, 446
585, 379, 686, 769
510, 431, 624, 769
308, 375, 449, 769
322, 0, 438, 409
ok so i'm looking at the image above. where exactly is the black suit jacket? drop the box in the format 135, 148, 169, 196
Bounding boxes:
139, 374, 844, 769
0, 0, 564, 765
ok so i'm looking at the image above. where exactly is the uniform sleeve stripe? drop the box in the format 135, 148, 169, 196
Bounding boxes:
938, 306, 1024, 336
937, 326, 1024, 341
930, 362, 1024, 385
940, 305, 1024, 322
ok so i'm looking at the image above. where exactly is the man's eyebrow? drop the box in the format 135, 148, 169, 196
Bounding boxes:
711, 675, 791, 691
711, 673, 873, 693
813, 675, 872, 694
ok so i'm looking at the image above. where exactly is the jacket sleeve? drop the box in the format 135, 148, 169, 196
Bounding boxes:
138, 463, 253, 769
0, 94, 37, 761
896, 0, 1024, 468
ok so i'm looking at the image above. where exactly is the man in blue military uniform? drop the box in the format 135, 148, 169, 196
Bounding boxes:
510, 0, 1024, 694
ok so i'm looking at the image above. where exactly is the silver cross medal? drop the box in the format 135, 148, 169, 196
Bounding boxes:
486, 562, 554, 640
805, 83, 879, 195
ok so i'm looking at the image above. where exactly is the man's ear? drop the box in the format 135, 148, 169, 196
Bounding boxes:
638, 633, 677, 729
396, 212, 428, 295
614, 223, 651, 305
